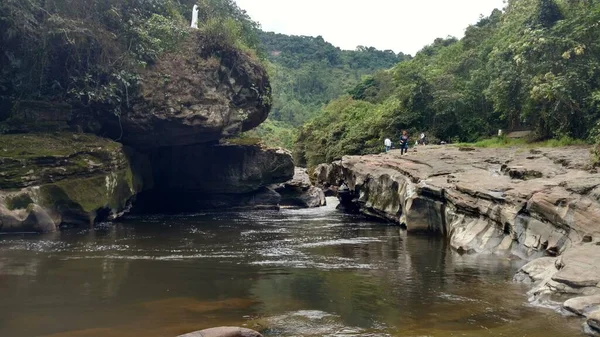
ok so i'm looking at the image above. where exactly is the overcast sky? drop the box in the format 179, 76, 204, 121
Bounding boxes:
235, 0, 506, 55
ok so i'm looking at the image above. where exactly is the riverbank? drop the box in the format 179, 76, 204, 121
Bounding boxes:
313, 145, 600, 334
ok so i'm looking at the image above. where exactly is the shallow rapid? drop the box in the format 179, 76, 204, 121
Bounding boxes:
0, 198, 584, 337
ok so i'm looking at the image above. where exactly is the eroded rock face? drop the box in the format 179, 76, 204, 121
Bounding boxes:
130, 143, 294, 212
0, 133, 141, 232
313, 145, 600, 334
515, 243, 600, 332
105, 35, 271, 149
313, 146, 600, 259
271, 168, 326, 208
151, 144, 294, 194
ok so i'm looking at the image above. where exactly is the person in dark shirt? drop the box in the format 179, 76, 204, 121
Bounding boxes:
400, 130, 409, 155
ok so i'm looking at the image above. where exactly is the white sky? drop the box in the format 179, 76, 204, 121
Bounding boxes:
235, 0, 506, 55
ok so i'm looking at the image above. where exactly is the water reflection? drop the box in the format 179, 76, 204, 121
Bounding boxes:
0, 199, 584, 336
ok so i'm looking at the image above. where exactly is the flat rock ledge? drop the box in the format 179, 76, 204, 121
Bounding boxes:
313, 145, 600, 333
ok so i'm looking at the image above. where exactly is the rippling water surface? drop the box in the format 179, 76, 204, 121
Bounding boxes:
0, 198, 584, 336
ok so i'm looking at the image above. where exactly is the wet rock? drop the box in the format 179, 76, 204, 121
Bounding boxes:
563, 295, 600, 316
178, 327, 262, 337
514, 257, 557, 284
588, 311, 600, 333
272, 168, 326, 208
0, 133, 140, 232
551, 244, 600, 288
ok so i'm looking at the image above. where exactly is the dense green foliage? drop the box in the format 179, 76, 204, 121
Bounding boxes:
0, 0, 259, 122
260, 32, 409, 126
245, 32, 409, 149
295, 0, 600, 167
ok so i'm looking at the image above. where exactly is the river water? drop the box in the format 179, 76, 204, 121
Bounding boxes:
0, 198, 584, 337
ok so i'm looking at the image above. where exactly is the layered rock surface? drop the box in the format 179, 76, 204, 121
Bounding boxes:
314, 145, 600, 333
0, 133, 140, 232
271, 168, 326, 208
314, 146, 600, 258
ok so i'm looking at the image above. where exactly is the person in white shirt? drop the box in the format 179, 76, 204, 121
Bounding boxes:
384, 138, 392, 152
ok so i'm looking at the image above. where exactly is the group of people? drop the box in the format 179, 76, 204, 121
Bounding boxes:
384, 132, 427, 155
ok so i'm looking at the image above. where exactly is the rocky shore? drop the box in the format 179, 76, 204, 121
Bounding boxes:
0, 35, 325, 233
314, 145, 600, 333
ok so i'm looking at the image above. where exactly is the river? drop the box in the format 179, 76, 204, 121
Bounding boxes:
0, 198, 584, 337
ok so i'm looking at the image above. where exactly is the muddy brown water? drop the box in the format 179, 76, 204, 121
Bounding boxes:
0, 198, 585, 337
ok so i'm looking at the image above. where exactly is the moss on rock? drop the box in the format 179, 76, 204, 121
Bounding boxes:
0, 133, 128, 190
0, 133, 141, 231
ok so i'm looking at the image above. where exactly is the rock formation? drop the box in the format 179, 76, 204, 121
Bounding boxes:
271, 168, 326, 208
0, 133, 140, 232
133, 144, 295, 212
313, 145, 600, 333
99, 34, 272, 150
0, 32, 299, 231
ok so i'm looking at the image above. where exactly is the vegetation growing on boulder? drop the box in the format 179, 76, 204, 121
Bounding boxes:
0, 0, 262, 131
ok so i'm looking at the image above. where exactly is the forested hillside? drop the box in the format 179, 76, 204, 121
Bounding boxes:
246, 32, 410, 148
0, 0, 261, 133
294, 0, 600, 167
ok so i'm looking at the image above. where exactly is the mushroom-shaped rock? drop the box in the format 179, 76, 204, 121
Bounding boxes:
178, 327, 262, 337
108, 34, 271, 149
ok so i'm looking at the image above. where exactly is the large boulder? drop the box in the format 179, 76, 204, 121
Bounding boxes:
271, 168, 326, 208
101, 34, 271, 149
0, 133, 141, 232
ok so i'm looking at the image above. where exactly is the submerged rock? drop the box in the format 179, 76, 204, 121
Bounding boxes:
271, 168, 326, 208
0, 133, 141, 232
178, 327, 262, 337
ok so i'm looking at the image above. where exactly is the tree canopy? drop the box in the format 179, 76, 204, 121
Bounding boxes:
294, 0, 600, 167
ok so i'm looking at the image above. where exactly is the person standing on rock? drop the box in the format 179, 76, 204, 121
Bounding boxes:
400, 131, 409, 155
384, 138, 392, 153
